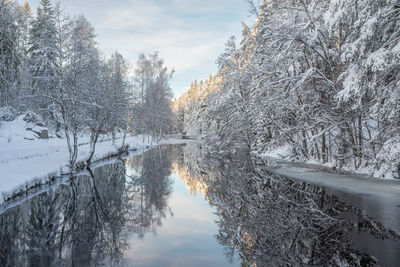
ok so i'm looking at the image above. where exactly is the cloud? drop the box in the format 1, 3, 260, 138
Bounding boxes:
22, 0, 251, 96
99, 28, 225, 72
99, 0, 164, 31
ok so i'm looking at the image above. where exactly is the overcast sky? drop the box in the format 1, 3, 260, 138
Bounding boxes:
22, 0, 253, 97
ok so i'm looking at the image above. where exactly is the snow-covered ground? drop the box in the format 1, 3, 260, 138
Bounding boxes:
258, 145, 400, 180
0, 115, 184, 203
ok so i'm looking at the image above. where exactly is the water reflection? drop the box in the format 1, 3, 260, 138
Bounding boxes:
125, 147, 173, 238
172, 144, 400, 267
0, 147, 173, 267
0, 160, 128, 266
0, 144, 399, 267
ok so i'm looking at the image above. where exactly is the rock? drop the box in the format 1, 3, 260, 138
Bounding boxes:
0, 106, 18, 121
394, 163, 400, 179
26, 127, 41, 137
40, 130, 49, 139
23, 112, 37, 123
26, 127, 49, 139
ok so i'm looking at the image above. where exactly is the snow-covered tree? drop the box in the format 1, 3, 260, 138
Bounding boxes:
133, 52, 174, 140
28, 0, 59, 115
0, 0, 21, 107
177, 0, 400, 177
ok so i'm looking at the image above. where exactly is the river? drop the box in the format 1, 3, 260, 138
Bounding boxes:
0, 143, 399, 266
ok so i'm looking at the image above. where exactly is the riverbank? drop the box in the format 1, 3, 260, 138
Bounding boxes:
256, 145, 400, 180
0, 115, 185, 203
0, 134, 141, 203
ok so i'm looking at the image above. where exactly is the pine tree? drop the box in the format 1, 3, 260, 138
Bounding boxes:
15, 1, 33, 110
28, 0, 59, 110
0, 0, 20, 107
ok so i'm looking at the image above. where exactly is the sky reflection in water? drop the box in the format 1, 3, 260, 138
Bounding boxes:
123, 172, 238, 267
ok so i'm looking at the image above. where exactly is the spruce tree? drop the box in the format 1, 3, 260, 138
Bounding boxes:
28, 0, 59, 112
0, 0, 20, 107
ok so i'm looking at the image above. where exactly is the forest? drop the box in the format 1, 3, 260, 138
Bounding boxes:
1, 1, 400, 265
0, 0, 174, 168
174, 0, 400, 179
2, 0, 400, 178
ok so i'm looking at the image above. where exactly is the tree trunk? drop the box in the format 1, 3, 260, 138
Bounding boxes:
358, 115, 363, 168
338, 127, 346, 169
321, 130, 327, 163
87, 130, 100, 165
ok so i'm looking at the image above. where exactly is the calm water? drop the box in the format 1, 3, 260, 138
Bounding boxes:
0, 143, 399, 266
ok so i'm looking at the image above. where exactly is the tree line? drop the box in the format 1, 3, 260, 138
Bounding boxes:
0, 0, 174, 168
172, 73, 220, 135
175, 0, 400, 178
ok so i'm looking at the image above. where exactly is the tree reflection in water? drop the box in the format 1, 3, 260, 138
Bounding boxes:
0, 144, 399, 267
0, 146, 173, 267
125, 146, 173, 237
172, 144, 400, 266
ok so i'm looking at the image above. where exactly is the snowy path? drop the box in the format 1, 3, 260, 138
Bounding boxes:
258, 156, 400, 233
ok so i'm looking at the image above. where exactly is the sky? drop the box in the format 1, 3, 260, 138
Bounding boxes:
22, 0, 254, 97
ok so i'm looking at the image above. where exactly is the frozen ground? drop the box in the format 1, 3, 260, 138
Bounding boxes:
259, 145, 400, 179
258, 155, 400, 233
0, 115, 184, 203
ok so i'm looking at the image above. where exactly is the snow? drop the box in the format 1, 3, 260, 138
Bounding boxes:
337, 63, 360, 104
257, 143, 399, 180
259, 144, 291, 159
360, 16, 378, 40
365, 48, 391, 72
393, 42, 400, 54
0, 115, 184, 203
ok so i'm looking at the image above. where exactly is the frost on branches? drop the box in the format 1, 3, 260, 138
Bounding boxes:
175, 0, 400, 179
0, 0, 175, 170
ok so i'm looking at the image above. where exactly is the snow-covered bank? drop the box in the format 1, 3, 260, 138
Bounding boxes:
0, 115, 185, 203
257, 145, 400, 180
